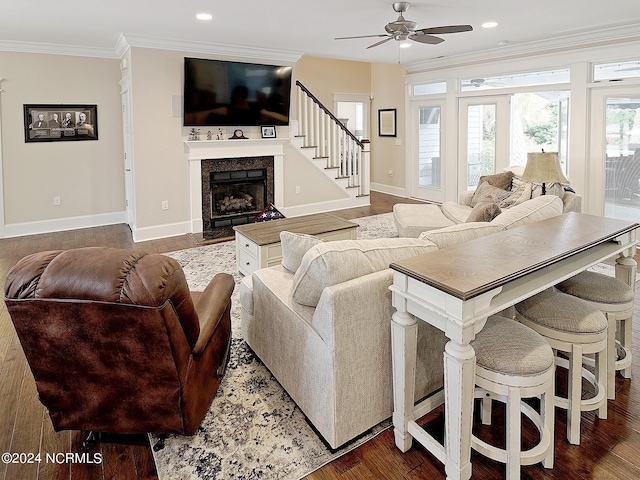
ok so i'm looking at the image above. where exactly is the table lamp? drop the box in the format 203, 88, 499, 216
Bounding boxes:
521, 151, 569, 195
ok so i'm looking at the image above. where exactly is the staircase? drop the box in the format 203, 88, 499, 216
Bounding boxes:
293, 81, 370, 206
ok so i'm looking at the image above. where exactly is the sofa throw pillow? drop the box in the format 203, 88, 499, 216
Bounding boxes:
470, 182, 511, 207
466, 202, 502, 223
280, 231, 323, 273
292, 238, 438, 307
498, 181, 532, 209
478, 171, 513, 191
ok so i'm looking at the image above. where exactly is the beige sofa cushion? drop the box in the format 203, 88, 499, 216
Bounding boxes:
440, 202, 473, 224
492, 195, 563, 230
292, 238, 438, 307
280, 231, 323, 273
419, 222, 503, 249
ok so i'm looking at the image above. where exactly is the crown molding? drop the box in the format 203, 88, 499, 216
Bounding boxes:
0, 39, 119, 58
406, 23, 640, 73
116, 34, 303, 65
0, 34, 303, 65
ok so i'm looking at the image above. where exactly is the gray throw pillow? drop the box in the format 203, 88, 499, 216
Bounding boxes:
466, 202, 502, 222
280, 231, 323, 273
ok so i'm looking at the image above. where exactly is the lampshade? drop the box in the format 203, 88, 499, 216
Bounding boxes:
521, 152, 569, 185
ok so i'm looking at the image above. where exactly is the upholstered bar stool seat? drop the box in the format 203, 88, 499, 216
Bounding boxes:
471, 315, 555, 479
515, 288, 608, 445
556, 271, 634, 399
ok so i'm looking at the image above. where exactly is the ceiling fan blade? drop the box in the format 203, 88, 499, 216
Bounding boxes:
367, 37, 393, 49
334, 34, 389, 40
409, 33, 445, 45
417, 25, 473, 35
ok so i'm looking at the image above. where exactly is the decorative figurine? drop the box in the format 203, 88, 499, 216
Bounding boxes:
188, 128, 201, 141
207, 130, 212, 140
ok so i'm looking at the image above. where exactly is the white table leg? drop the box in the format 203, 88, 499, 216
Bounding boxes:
615, 253, 636, 379
443, 340, 476, 480
391, 310, 418, 453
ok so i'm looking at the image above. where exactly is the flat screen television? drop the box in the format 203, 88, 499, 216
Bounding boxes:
183, 57, 292, 127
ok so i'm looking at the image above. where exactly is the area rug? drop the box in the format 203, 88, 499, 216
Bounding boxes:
150, 213, 395, 480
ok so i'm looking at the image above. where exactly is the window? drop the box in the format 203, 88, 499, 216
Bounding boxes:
413, 82, 446, 96
461, 69, 570, 92
594, 60, 640, 82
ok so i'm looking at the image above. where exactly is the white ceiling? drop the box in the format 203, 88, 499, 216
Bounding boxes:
2, 0, 640, 66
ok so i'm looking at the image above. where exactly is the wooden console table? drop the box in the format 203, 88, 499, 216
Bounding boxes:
389, 213, 638, 480
233, 212, 358, 276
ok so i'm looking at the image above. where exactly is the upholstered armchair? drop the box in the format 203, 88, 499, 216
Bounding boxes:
4, 247, 234, 436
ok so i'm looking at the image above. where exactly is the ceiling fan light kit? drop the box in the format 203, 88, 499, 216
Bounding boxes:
335, 2, 473, 49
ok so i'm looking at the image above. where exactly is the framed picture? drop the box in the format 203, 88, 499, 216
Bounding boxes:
261, 125, 276, 139
378, 108, 397, 137
24, 104, 98, 143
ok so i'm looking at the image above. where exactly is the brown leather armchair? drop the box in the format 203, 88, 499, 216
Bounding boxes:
4, 246, 234, 436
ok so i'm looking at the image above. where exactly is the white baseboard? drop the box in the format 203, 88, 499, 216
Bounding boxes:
2, 211, 127, 239
132, 221, 192, 243
279, 196, 370, 218
370, 183, 407, 198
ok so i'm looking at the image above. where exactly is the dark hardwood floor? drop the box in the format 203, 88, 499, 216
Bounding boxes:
0, 191, 638, 479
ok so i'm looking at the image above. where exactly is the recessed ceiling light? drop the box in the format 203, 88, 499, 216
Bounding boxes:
482, 21, 498, 28
196, 13, 213, 21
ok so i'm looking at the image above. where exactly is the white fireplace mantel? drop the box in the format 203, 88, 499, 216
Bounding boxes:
184, 138, 288, 160
185, 139, 287, 234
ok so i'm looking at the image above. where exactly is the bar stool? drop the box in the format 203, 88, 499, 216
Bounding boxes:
556, 271, 634, 399
471, 315, 555, 479
515, 288, 608, 445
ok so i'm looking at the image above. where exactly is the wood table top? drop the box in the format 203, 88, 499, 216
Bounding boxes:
233, 212, 358, 245
390, 213, 639, 301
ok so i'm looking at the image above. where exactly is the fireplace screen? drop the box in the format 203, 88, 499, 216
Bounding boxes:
210, 169, 267, 220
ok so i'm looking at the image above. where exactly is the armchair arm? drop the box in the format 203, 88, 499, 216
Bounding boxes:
192, 273, 235, 354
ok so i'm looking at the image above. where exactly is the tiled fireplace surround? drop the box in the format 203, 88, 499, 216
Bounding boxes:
185, 139, 286, 237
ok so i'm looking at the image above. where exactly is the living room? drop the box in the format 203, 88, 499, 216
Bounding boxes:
1, 2, 640, 480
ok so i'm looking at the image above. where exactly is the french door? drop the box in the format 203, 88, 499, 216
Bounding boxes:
408, 100, 446, 202
458, 96, 511, 194
589, 87, 640, 221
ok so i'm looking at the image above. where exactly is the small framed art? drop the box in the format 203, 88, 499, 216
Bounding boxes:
24, 104, 98, 143
261, 125, 276, 138
378, 108, 397, 137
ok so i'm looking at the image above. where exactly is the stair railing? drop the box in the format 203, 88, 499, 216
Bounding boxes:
295, 81, 370, 196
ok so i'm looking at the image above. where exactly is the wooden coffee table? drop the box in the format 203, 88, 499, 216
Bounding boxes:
233, 213, 358, 276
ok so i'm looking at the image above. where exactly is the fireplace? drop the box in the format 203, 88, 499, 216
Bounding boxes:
201, 156, 274, 239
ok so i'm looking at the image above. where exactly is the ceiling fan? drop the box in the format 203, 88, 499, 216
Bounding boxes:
335, 2, 473, 49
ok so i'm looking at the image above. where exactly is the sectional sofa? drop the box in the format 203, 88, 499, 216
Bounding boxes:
239, 194, 565, 449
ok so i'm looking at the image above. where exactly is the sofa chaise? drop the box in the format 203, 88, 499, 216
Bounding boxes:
240, 194, 565, 449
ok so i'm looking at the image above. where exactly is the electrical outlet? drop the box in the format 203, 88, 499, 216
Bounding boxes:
295, 186, 301, 194
53, 196, 61, 206
161, 200, 169, 210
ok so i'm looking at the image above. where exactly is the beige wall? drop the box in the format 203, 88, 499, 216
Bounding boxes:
370, 63, 407, 191
0, 49, 406, 239
128, 47, 191, 230
293, 56, 371, 108
0, 51, 124, 226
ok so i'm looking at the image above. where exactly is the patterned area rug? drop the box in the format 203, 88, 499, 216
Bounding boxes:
150, 213, 395, 480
